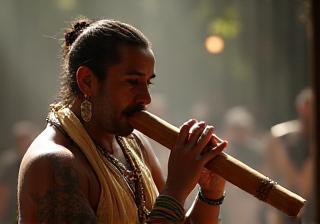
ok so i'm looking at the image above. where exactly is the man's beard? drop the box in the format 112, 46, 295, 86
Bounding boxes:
102, 104, 146, 136
118, 104, 146, 136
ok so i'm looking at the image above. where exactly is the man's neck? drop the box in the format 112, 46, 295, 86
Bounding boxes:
84, 121, 116, 153
70, 98, 115, 153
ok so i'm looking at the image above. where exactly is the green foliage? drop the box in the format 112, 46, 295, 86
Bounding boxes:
208, 6, 241, 38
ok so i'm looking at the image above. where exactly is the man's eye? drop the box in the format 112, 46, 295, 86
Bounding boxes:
127, 79, 139, 85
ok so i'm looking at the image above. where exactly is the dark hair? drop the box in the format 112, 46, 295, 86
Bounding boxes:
58, 17, 150, 105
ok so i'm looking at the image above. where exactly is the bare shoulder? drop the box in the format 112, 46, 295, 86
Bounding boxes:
18, 127, 97, 223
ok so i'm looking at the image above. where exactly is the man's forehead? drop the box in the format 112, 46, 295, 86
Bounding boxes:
115, 46, 155, 74
106, 46, 155, 78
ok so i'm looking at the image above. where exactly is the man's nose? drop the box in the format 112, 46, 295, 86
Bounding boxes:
136, 85, 151, 106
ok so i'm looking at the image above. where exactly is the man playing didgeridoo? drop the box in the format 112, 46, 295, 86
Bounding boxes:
17, 18, 228, 223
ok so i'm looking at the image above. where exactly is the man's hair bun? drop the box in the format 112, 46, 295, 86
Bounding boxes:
64, 19, 92, 47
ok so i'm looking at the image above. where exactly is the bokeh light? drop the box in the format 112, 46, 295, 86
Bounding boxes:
205, 35, 224, 54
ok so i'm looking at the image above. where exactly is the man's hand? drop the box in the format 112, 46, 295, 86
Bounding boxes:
163, 120, 227, 205
198, 135, 227, 197
198, 168, 226, 198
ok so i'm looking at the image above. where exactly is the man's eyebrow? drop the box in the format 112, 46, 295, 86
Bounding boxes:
127, 71, 156, 79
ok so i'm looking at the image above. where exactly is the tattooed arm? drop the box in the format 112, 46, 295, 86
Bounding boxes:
18, 146, 97, 224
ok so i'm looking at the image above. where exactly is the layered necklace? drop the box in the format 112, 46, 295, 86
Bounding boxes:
96, 136, 150, 223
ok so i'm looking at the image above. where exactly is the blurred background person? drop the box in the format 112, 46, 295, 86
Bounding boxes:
222, 106, 264, 169
266, 87, 315, 224
0, 121, 40, 224
220, 106, 266, 224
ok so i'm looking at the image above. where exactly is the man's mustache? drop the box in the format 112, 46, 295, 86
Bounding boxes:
123, 104, 146, 116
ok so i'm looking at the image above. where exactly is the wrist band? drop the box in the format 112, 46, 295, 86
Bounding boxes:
198, 188, 226, 206
147, 194, 185, 223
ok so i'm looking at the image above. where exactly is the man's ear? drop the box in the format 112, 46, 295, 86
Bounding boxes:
76, 66, 98, 96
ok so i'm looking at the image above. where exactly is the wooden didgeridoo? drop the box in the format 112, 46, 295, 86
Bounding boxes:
128, 110, 306, 217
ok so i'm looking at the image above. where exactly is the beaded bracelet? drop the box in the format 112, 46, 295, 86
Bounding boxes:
147, 194, 185, 223
198, 189, 226, 206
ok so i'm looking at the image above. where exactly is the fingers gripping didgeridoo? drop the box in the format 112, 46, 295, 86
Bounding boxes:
128, 110, 306, 217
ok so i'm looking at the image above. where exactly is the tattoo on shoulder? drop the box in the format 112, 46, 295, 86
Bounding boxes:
31, 159, 97, 223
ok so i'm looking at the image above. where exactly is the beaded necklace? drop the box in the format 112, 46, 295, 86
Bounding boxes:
95, 141, 136, 195
96, 136, 150, 223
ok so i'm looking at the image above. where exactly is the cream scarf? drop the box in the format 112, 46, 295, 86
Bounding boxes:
50, 105, 158, 223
